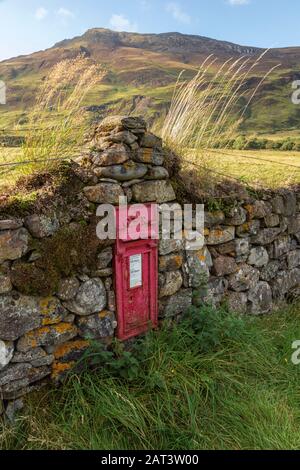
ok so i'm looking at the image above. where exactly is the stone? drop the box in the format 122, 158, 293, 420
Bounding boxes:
273, 234, 291, 258
97, 247, 113, 269
248, 282, 273, 314
213, 256, 238, 276
0, 340, 14, 370
260, 261, 280, 282
272, 192, 297, 216
96, 116, 146, 133
163, 289, 193, 317
204, 211, 225, 227
24, 214, 59, 238
0, 228, 29, 263
94, 162, 148, 181
206, 226, 235, 245
57, 278, 80, 301
225, 206, 247, 226
77, 311, 116, 339
132, 180, 175, 203
37, 297, 67, 326
217, 238, 250, 258
63, 279, 107, 316
271, 195, 284, 214
0, 294, 41, 341
272, 268, 300, 299
0, 219, 23, 230
183, 248, 211, 288
28, 250, 42, 262
159, 253, 183, 272
145, 166, 169, 180
251, 228, 281, 245
93, 268, 112, 277
202, 277, 228, 306
53, 340, 89, 364
159, 271, 183, 298
122, 179, 144, 188
83, 183, 124, 204
0, 274, 12, 294
134, 148, 164, 166
109, 130, 138, 146
282, 192, 297, 216
0, 363, 32, 386
227, 292, 248, 314
92, 144, 129, 166
236, 220, 260, 238
12, 348, 53, 367
286, 214, 300, 235
5, 399, 24, 423
264, 214, 280, 228
107, 291, 116, 312
228, 263, 260, 292
248, 247, 269, 267
140, 132, 162, 149
17, 323, 78, 353
287, 251, 300, 269
245, 201, 268, 219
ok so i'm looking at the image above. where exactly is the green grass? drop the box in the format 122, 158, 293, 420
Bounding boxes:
2, 303, 300, 450
193, 149, 300, 188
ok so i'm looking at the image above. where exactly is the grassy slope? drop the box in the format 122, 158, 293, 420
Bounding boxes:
2, 303, 300, 450
1, 29, 300, 136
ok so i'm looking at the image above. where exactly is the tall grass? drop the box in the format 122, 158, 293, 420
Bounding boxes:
162, 53, 280, 191
15, 56, 104, 175
2, 303, 300, 450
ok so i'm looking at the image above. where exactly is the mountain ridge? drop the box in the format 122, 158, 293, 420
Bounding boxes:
0, 28, 299, 135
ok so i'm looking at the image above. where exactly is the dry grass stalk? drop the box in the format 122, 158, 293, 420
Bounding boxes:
19, 55, 105, 174
162, 52, 281, 192
162, 51, 278, 159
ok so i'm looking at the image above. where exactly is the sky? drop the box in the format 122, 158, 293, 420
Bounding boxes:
0, 0, 299, 61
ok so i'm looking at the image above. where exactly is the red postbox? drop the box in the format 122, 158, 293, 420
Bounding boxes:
114, 204, 158, 341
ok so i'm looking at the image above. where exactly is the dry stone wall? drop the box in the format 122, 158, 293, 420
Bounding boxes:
1, 115, 300, 414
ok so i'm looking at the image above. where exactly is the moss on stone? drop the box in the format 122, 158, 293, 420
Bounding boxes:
11, 220, 108, 297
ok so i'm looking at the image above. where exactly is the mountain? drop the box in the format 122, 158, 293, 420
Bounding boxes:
1, 28, 300, 135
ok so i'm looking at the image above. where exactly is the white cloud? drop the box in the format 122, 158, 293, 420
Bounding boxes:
166, 2, 191, 24
109, 14, 137, 32
227, 0, 250, 5
35, 7, 48, 21
57, 7, 75, 18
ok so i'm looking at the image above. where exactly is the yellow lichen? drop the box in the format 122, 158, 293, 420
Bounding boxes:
51, 361, 75, 380
53, 323, 76, 334
54, 340, 89, 360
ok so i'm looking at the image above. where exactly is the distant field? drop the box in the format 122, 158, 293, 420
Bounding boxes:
1, 147, 300, 193
0, 147, 24, 190
190, 149, 300, 189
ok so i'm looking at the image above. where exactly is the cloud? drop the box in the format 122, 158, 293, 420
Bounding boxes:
166, 2, 191, 24
35, 7, 48, 21
109, 14, 137, 32
57, 7, 75, 18
227, 0, 250, 5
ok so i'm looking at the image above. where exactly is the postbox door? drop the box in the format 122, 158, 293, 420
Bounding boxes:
115, 242, 158, 341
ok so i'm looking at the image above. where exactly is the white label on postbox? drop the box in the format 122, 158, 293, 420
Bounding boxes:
130, 254, 142, 288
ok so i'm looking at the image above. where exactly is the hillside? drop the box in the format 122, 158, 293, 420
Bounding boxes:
1, 28, 300, 134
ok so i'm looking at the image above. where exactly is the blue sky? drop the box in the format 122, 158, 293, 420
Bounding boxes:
0, 0, 299, 61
